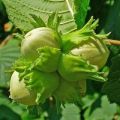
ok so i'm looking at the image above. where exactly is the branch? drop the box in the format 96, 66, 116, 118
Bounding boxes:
105, 39, 120, 46
0, 35, 13, 48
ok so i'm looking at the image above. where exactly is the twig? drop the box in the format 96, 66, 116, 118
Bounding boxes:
105, 39, 120, 46
0, 35, 13, 48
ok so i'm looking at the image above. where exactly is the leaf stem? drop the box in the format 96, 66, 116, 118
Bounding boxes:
105, 39, 120, 46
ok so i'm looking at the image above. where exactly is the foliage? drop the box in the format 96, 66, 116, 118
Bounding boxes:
0, 0, 120, 120
0, 90, 33, 120
103, 0, 120, 39
3, 0, 74, 33
0, 38, 20, 87
1, 92, 120, 120
61, 103, 80, 120
83, 95, 118, 120
103, 54, 120, 104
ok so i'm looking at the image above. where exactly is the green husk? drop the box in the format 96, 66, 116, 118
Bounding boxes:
58, 54, 106, 82
23, 70, 60, 104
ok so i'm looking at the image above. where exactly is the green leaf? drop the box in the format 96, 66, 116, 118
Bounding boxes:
0, 92, 32, 120
3, 0, 77, 34
3, 0, 90, 34
103, 0, 120, 39
102, 54, 120, 104
61, 103, 80, 120
82, 93, 99, 120
0, 105, 21, 120
89, 96, 117, 120
0, 38, 20, 87
74, 0, 90, 29
81, 93, 99, 109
